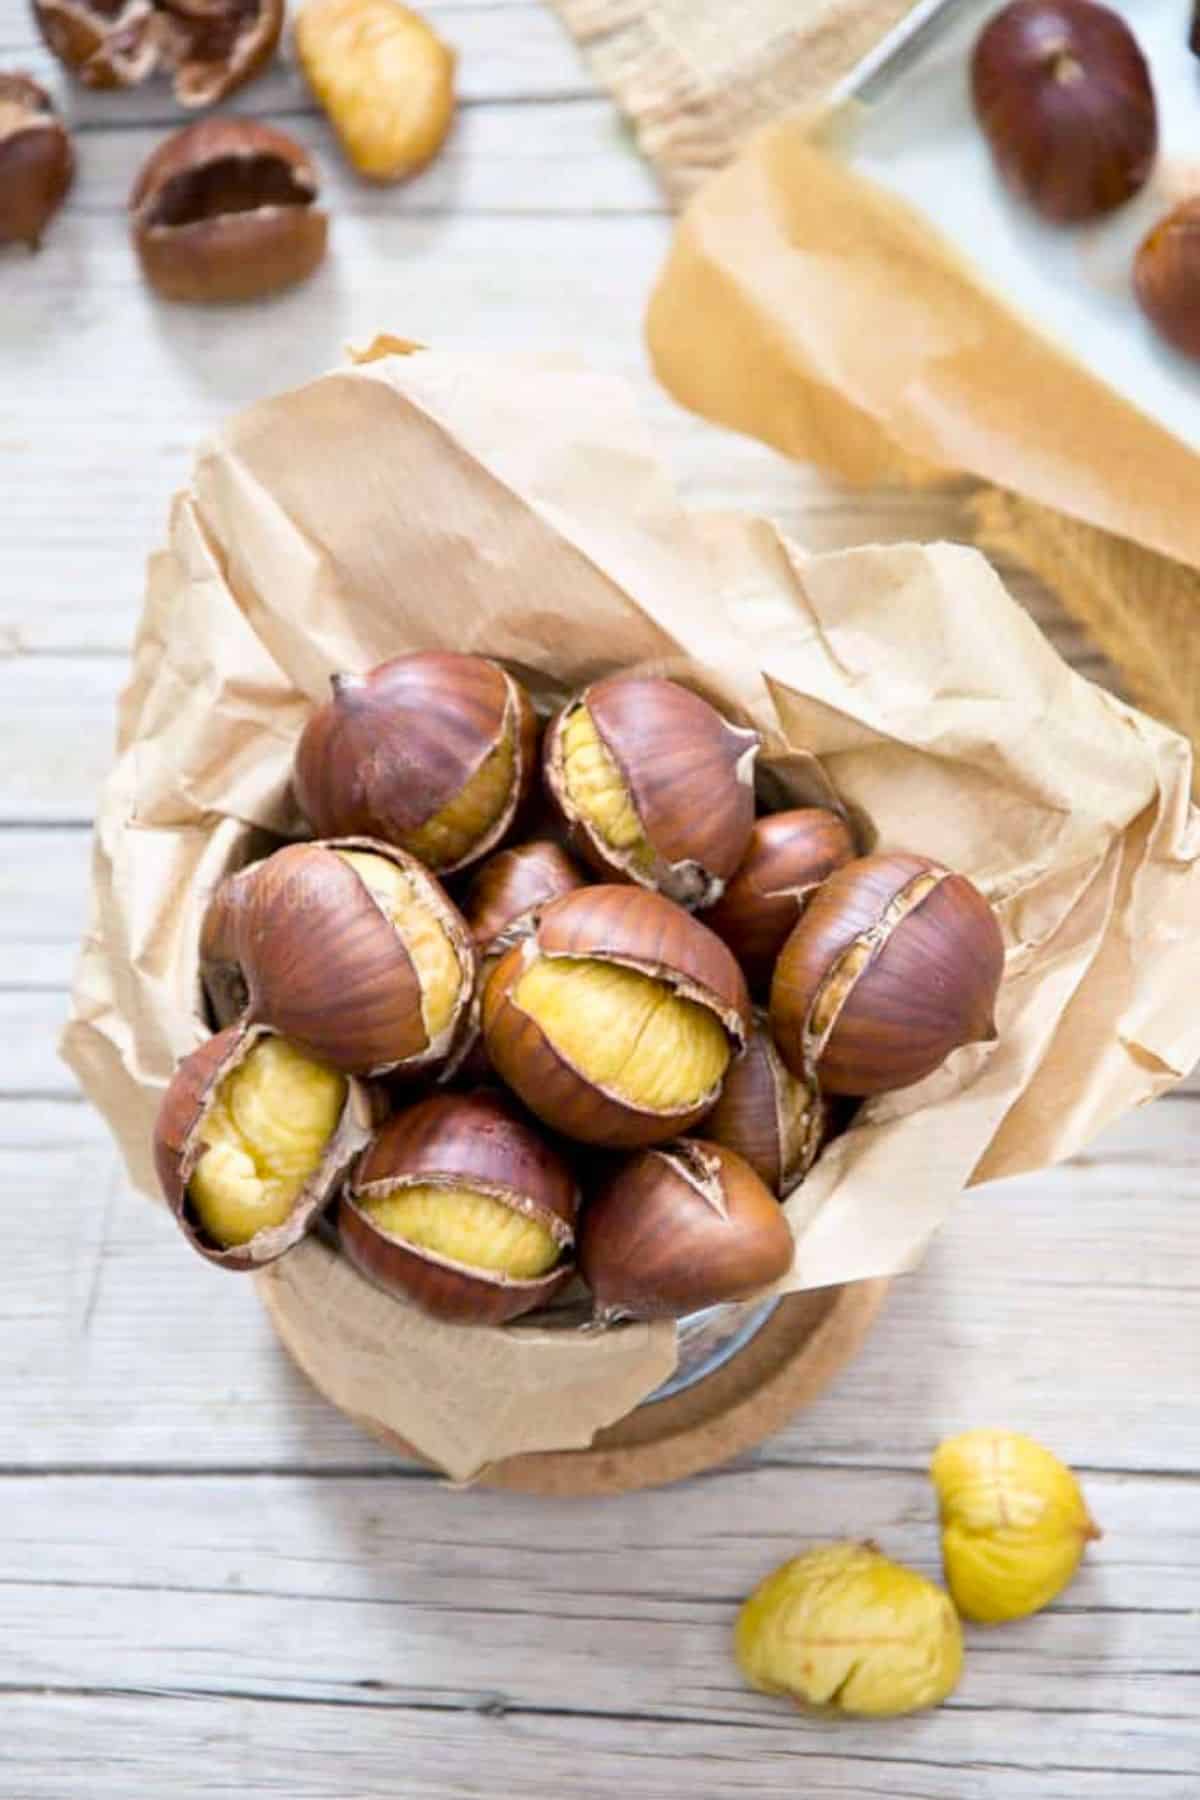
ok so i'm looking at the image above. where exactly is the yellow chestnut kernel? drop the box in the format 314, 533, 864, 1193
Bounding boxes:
362, 1181, 559, 1278
735, 1542, 963, 1719
189, 1038, 346, 1248
932, 1430, 1100, 1623
515, 955, 730, 1111
337, 851, 461, 1038
402, 721, 515, 869
295, 0, 455, 183
561, 705, 653, 873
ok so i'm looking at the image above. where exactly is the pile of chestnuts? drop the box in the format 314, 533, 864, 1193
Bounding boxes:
154, 650, 1005, 1330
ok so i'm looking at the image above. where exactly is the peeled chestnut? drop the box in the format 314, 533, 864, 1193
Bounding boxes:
35, 0, 282, 104
700, 808, 856, 993
770, 853, 1004, 1098
200, 838, 475, 1078
295, 652, 537, 875
131, 119, 327, 304
0, 74, 74, 249
971, 0, 1157, 223
702, 1014, 827, 1197
1135, 200, 1200, 361
154, 1023, 376, 1268
579, 1139, 794, 1322
543, 675, 759, 909
482, 885, 750, 1147
340, 1090, 577, 1324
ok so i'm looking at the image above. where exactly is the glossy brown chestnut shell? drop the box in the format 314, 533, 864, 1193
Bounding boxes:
543, 675, 759, 909
34, 0, 283, 104
153, 1022, 377, 1270
700, 808, 856, 994
971, 0, 1157, 223
579, 1139, 794, 1323
294, 652, 538, 875
464, 840, 586, 956
0, 74, 74, 248
1135, 200, 1200, 361
702, 1014, 827, 1197
770, 853, 1004, 1098
340, 1090, 578, 1324
481, 884, 751, 1147
131, 119, 328, 304
200, 837, 475, 1078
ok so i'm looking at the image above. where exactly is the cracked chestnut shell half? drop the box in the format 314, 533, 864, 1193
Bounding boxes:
200, 838, 475, 1078
971, 0, 1157, 224
770, 853, 1004, 1098
35, 0, 282, 104
579, 1139, 794, 1322
154, 1022, 376, 1268
0, 73, 74, 248
295, 652, 538, 875
131, 118, 327, 304
1135, 200, 1200, 361
482, 885, 751, 1147
700, 808, 856, 994
543, 675, 759, 909
340, 1090, 578, 1324
701, 1013, 827, 1198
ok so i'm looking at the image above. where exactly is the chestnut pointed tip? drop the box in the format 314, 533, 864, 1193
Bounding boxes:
329, 670, 367, 701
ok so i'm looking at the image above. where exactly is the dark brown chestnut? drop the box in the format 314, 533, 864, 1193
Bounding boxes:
294, 652, 538, 876
0, 73, 74, 249
340, 1090, 577, 1324
971, 0, 1157, 223
463, 840, 586, 958
1135, 200, 1200, 361
481, 884, 751, 1147
700, 808, 856, 994
702, 1013, 827, 1197
154, 1022, 376, 1269
35, 0, 283, 104
579, 1139, 794, 1322
770, 853, 1004, 1098
543, 675, 759, 909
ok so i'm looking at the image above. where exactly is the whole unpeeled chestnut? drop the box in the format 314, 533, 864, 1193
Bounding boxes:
702, 1014, 826, 1197
971, 0, 1157, 223
200, 839, 475, 1077
700, 808, 856, 994
579, 1139, 794, 1322
543, 675, 759, 909
341, 1090, 577, 1323
35, 0, 283, 104
154, 1023, 376, 1267
1135, 200, 1200, 361
295, 652, 537, 875
770, 853, 1004, 1098
0, 74, 74, 249
482, 885, 750, 1147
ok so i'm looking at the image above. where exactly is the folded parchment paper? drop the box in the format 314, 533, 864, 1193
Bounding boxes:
61, 350, 1200, 1479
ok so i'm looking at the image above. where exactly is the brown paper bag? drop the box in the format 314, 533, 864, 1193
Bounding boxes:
61, 350, 1200, 1480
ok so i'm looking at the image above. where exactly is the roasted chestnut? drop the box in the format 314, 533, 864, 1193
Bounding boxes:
971, 0, 1157, 223
700, 808, 855, 993
34, 0, 283, 104
702, 1014, 827, 1197
295, 0, 456, 184
770, 853, 1004, 1098
200, 839, 475, 1078
481, 885, 750, 1147
464, 840, 586, 957
1135, 200, 1200, 361
543, 675, 759, 909
579, 1139, 794, 1322
154, 1023, 375, 1268
295, 652, 537, 875
340, 1090, 577, 1323
0, 73, 74, 249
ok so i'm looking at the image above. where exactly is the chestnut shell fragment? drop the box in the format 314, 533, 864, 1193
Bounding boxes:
34, 0, 283, 105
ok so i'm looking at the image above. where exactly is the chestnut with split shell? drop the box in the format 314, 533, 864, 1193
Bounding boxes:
294, 652, 538, 876
0, 73, 74, 248
700, 808, 856, 994
702, 1013, 827, 1197
340, 1090, 578, 1324
543, 674, 759, 910
34, 0, 283, 104
481, 885, 751, 1147
154, 1023, 377, 1268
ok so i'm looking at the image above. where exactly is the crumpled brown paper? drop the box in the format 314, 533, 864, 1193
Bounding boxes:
61, 349, 1200, 1480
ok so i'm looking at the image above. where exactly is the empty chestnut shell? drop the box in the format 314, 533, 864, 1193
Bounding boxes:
295, 652, 538, 876
579, 1139, 794, 1322
482, 885, 751, 1147
971, 0, 1157, 223
0, 73, 74, 249
702, 1014, 827, 1197
34, 0, 283, 105
700, 809, 856, 994
130, 118, 328, 304
154, 1022, 376, 1269
200, 838, 475, 1078
1135, 200, 1200, 361
543, 675, 759, 909
340, 1090, 578, 1324
770, 853, 1004, 1098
